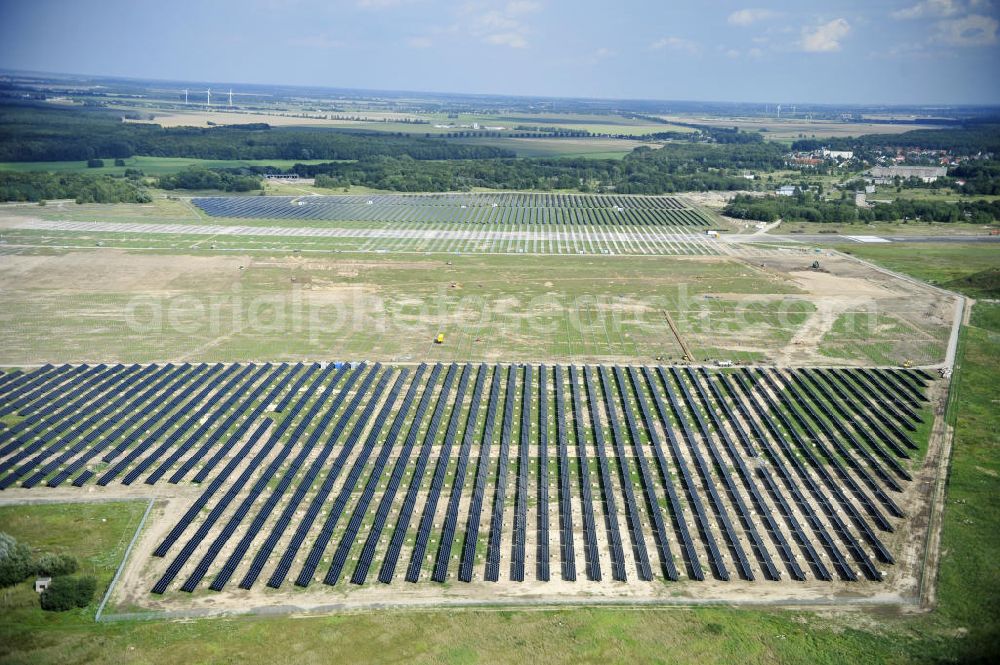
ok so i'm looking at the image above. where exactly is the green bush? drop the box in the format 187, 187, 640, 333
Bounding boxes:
0, 532, 34, 587
39, 575, 96, 611
86, 158, 104, 168
0, 171, 152, 203
35, 552, 78, 577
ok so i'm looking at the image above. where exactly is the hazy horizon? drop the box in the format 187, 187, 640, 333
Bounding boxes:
2, 0, 999, 106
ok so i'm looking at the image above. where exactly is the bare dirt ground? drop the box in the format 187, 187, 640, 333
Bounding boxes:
743, 253, 954, 366
775, 270, 897, 365
0, 238, 955, 367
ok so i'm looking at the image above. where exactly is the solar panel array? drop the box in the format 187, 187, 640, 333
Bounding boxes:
193, 193, 711, 228
0, 361, 931, 591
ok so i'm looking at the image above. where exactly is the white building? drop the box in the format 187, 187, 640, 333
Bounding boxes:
776, 185, 797, 197
867, 165, 947, 184
822, 149, 854, 160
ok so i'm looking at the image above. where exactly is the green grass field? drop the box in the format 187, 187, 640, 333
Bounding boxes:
453, 136, 644, 159
835, 242, 1000, 298
0, 501, 148, 624
775, 220, 996, 236
0, 251, 813, 364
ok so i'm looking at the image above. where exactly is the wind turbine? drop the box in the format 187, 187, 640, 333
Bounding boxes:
776, 104, 782, 118
228, 89, 233, 108
206, 88, 211, 108
183, 89, 188, 104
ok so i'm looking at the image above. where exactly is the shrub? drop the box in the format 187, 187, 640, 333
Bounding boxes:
86, 158, 104, 168
35, 552, 78, 577
0, 532, 34, 588
114, 158, 126, 167
39, 575, 96, 611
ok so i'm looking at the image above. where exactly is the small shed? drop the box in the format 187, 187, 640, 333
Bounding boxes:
34, 577, 52, 593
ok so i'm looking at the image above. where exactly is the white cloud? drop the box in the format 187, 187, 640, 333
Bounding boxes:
723, 46, 765, 59
407, 36, 433, 48
798, 18, 851, 52
477, 10, 519, 31
505, 0, 541, 14
891, 0, 961, 20
485, 32, 528, 47
934, 13, 999, 45
727, 8, 779, 26
651, 36, 701, 54
459, 2, 541, 49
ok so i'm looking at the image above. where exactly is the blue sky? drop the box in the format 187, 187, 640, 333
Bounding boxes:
1, 0, 998, 104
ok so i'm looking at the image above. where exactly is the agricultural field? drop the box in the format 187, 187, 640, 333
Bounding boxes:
116, 106, 693, 136
451, 136, 652, 159
656, 115, 946, 141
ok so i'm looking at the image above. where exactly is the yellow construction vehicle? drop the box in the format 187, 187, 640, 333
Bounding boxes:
434, 333, 445, 345
902, 359, 912, 368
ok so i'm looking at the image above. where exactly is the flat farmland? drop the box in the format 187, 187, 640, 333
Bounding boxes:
0, 246, 953, 366
656, 115, 946, 141
451, 136, 652, 159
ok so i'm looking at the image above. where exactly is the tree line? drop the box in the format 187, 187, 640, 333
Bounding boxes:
791, 124, 1000, 156
159, 168, 261, 192
0, 102, 515, 162
724, 192, 1000, 224
0, 171, 152, 203
289, 142, 786, 193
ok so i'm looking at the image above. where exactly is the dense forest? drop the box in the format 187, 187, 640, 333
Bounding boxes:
159, 168, 261, 192
0, 103, 514, 162
292, 142, 786, 193
724, 192, 1000, 223
791, 124, 1000, 156
950, 160, 1000, 195
0, 172, 151, 203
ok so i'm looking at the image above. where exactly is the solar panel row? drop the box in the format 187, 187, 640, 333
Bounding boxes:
209, 363, 374, 591
379, 363, 460, 584
553, 365, 577, 582
406, 364, 471, 583
238, 365, 398, 590
322, 367, 424, 586
344, 364, 439, 586
192, 194, 709, 228
433, 364, 488, 583
535, 365, 550, 582
0, 362, 931, 589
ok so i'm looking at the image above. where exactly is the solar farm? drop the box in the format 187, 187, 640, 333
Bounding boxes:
0, 191, 961, 615
4, 193, 728, 256
0, 359, 937, 603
